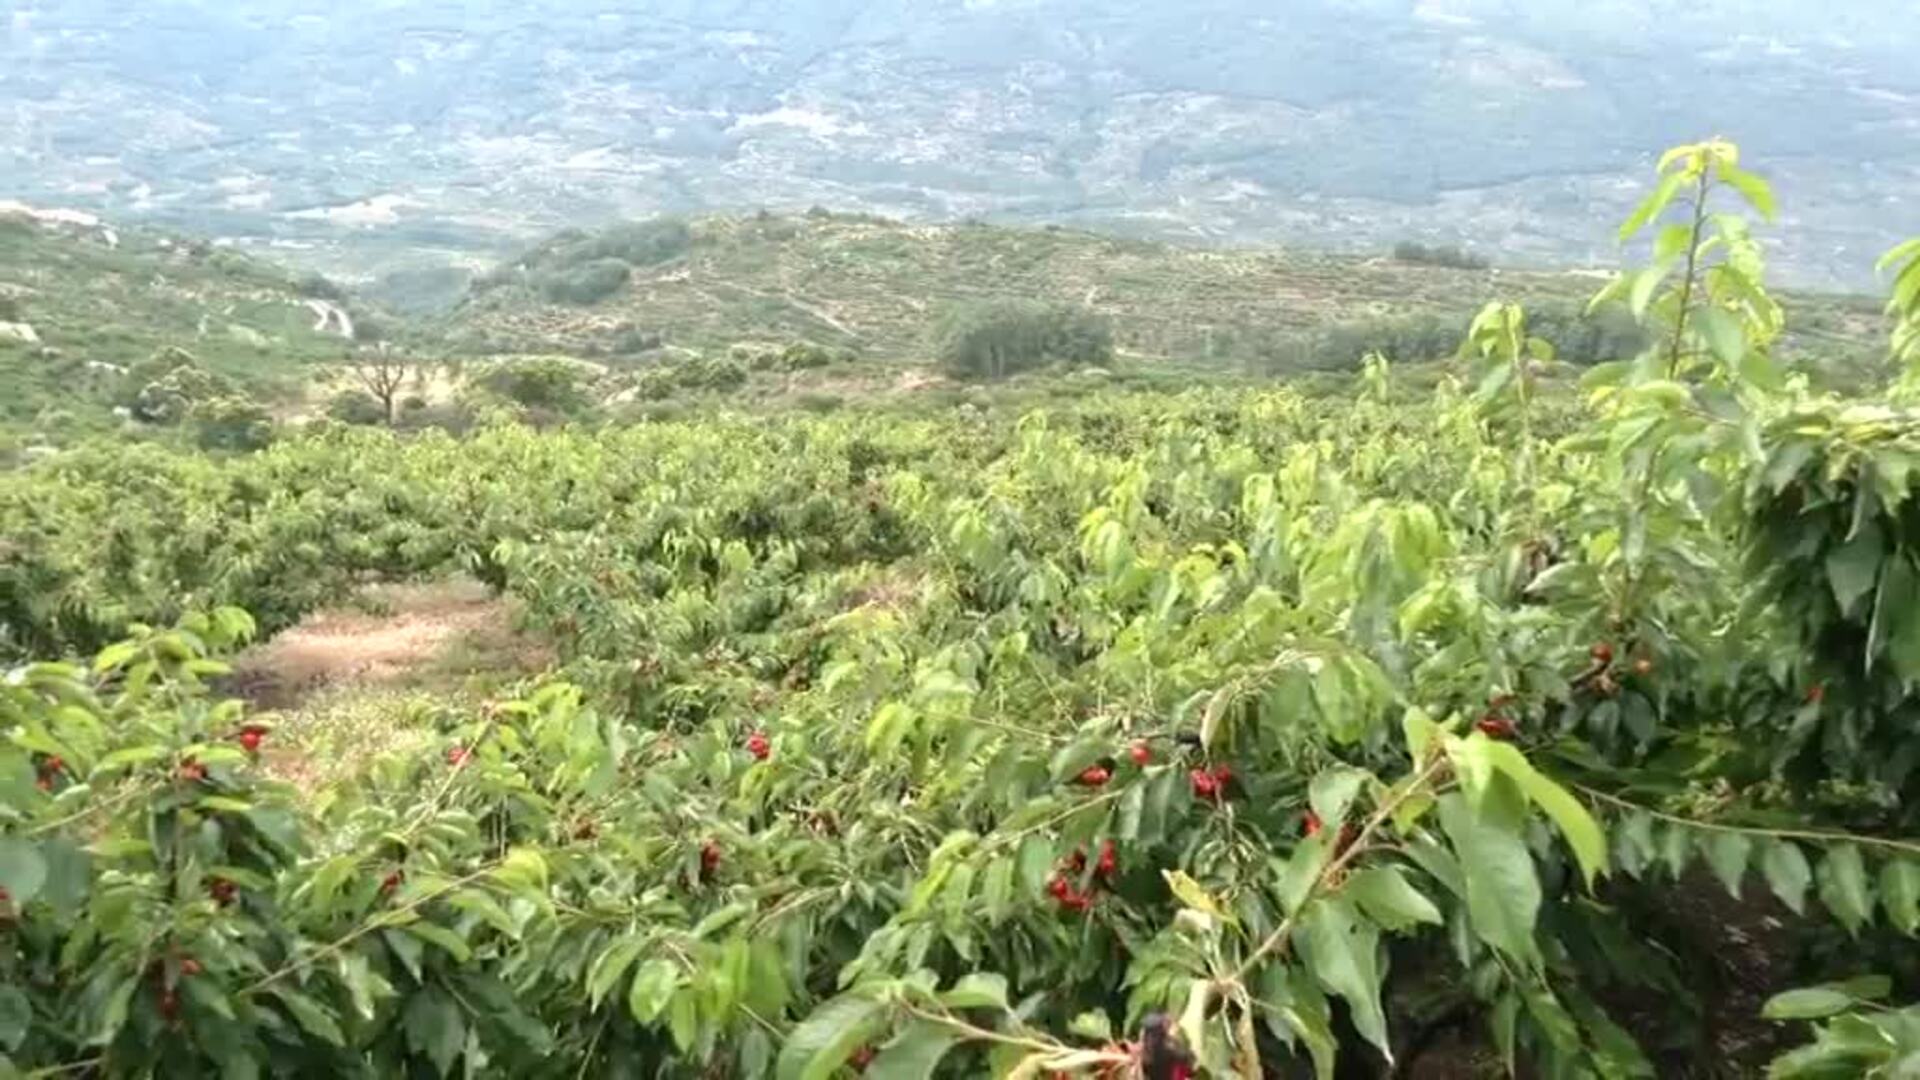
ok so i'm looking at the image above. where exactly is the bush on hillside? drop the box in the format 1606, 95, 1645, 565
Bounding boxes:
935, 300, 1113, 380
325, 388, 388, 426
1392, 240, 1491, 270
469, 356, 600, 417
535, 258, 632, 305
189, 395, 275, 451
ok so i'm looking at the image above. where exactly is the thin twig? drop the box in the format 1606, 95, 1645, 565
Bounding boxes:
1576, 785, 1920, 859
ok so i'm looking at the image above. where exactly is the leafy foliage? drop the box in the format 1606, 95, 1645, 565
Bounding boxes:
5, 140, 1920, 1078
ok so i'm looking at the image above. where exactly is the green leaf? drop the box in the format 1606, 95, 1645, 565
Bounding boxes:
0, 985, 28, 1053
1825, 527, 1884, 617
1298, 898, 1392, 1061
0, 840, 46, 908
776, 994, 887, 1080
1703, 832, 1753, 898
1619, 170, 1686, 243
1067, 1011, 1113, 1042
402, 922, 472, 963
668, 991, 698, 1054
587, 936, 646, 1008
1164, 869, 1230, 921
1343, 866, 1442, 932
1047, 737, 1108, 784
272, 988, 346, 1047
1699, 306, 1746, 370
940, 972, 1009, 1011
1762, 988, 1855, 1021
492, 847, 549, 892
1630, 259, 1676, 321
628, 959, 680, 1024
1719, 164, 1777, 221
1275, 834, 1330, 916
867, 1020, 964, 1080
1401, 707, 1438, 765
1881, 860, 1920, 935
1764, 840, 1813, 916
1308, 767, 1369, 830
1818, 845, 1875, 935
1658, 821, 1692, 880
402, 988, 464, 1076
1480, 741, 1608, 886
1437, 788, 1540, 968
1016, 836, 1053, 898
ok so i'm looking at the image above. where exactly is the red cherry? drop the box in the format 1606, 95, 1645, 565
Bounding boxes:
1096, 840, 1117, 878
1590, 642, 1615, 665
1189, 768, 1218, 799
208, 878, 237, 905
745, 732, 771, 761
1476, 716, 1515, 740
850, 1046, 876, 1070
179, 957, 202, 977
1077, 766, 1111, 787
1211, 764, 1233, 786
1128, 740, 1151, 766
178, 760, 206, 783
1047, 875, 1072, 899
1061, 892, 1091, 912
446, 746, 471, 767
1805, 683, 1826, 705
238, 729, 264, 753
700, 842, 722, 875
380, 870, 403, 896
40, 755, 64, 775
1303, 811, 1322, 838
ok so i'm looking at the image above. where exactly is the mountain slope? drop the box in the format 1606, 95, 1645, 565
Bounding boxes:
0, 207, 356, 437
445, 212, 1889, 374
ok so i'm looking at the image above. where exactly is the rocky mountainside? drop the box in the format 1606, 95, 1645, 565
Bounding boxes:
6, 1, 1919, 289
445, 211, 1890, 378
0, 208, 357, 436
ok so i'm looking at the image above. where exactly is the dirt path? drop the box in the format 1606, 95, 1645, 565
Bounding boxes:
228, 579, 551, 790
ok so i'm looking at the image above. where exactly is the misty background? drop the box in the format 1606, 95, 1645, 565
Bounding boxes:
6, 0, 1919, 289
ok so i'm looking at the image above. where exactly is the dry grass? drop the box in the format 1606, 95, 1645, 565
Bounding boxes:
229, 578, 552, 791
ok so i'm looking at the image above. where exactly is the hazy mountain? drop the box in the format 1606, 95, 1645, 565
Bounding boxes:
6, 1, 1919, 288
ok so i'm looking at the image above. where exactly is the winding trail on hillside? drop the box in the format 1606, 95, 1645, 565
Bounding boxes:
304, 299, 355, 339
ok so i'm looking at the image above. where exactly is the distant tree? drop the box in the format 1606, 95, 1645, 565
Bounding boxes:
342, 344, 417, 426
536, 259, 631, 305
326, 389, 388, 426
1391, 241, 1491, 271
190, 396, 275, 452
470, 356, 599, 418
935, 301, 1114, 380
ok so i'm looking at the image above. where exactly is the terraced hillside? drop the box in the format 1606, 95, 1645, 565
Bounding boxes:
448, 212, 1892, 377
0, 209, 360, 439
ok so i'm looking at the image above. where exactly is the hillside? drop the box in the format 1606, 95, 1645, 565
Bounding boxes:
0, 208, 358, 440
7, 2, 1920, 289
446, 212, 1892, 377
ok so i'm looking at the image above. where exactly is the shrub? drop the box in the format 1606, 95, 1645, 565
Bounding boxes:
535, 259, 631, 305
934, 300, 1113, 380
190, 395, 275, 451
326, 389, 388, 426
470, 357, 599, 415
1391, 240, 1491, 270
